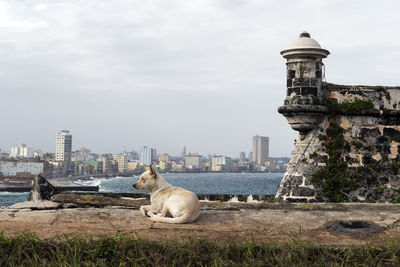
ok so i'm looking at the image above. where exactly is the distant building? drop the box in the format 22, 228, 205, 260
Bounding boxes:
181, 145, 187, 159
113, 154, 127, 173
127, 161, 139, 171
33, 150, 43, 159
158, 153, 171, 163
212, 155, 232, 171
252, 135, 269, 165
202, 160, 211, 171
75, 160, 101, 176
152, 149, 157, 161
76, 147, 92, 161
139, 146, 155, 165
10, 144, 33, 158
56, 130, 72, 162
0, 152, 8, 159
0, 161, 43, 177
185, 153, 202, 169
125, 151, 139, 161
158, 160, 170, 172
239, 152, 246, 163
171, 161, 184, 171
98, 156, 112, 173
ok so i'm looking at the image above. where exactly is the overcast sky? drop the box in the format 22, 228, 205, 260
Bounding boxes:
0, 0, 399, 157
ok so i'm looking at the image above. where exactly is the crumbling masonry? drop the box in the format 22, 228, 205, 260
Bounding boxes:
275, 32, 400, 203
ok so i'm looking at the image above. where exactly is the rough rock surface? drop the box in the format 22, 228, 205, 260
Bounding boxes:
9, 201, 61, 210
277, 84, 400, 203
50, 193, 274, 208
2, 200, 400, 246
51, 193, 148, 208
28, 175, 58, 201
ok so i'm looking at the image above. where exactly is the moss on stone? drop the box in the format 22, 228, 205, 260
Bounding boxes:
392, 162, 399, 174
351, 140, 363, 149
309, 152, 318, 159
393, 135, 400, 143
322, 98, 375, 115
311, 121, 361, 202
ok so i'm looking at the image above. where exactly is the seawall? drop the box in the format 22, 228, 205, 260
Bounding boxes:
2, 194, 400, 245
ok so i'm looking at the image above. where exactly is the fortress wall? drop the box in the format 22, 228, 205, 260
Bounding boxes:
276, 85, 400, 202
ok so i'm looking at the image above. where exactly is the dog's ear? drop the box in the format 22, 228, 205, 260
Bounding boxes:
149, 165, 156, 178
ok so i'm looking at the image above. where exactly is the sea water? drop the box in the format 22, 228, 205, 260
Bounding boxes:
76, 172, 283, 195
0, 192, 30, 207
0, 172, 283, 206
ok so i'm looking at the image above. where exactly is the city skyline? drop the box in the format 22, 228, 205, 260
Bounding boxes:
1, 132, 272, 159
0, 130, 285, 178
1, 1, 399, 157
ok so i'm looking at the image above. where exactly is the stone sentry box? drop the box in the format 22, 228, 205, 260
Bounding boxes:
278, 32, 330, 138
276, 32, 400, 203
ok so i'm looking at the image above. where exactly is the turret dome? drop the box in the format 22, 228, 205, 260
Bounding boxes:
280, 31, 329, 59
288, 32, 322, 49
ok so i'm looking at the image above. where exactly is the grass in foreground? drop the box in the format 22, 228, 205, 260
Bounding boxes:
1, 232, 400, 266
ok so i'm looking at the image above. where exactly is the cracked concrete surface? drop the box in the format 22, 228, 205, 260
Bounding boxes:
1, 201, 400, 245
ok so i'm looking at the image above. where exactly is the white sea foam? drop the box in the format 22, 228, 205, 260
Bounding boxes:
228, 195, 240, 202
74, 176, 138, 193
246, 195, 261, 203
74, 177, 107, 187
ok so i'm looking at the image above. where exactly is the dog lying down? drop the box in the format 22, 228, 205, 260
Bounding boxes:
133, 165, 200, 224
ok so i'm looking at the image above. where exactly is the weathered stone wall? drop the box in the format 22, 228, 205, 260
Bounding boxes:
276, 84, 400, 203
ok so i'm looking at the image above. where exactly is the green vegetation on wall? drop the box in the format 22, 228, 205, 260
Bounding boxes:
322, 98, 374, 115
350, 140, 363, 149
311, 121, 361, 202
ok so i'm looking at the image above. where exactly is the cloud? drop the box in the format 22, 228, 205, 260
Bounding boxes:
0, 0, 399, 157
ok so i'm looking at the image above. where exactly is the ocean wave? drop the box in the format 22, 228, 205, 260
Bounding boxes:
74, 178, 108, 187
74, 176, 137, 190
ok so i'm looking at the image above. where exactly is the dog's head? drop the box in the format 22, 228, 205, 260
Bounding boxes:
133, 165, 157, 191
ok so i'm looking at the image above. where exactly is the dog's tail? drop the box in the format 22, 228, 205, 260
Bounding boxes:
148, 211, 199, 224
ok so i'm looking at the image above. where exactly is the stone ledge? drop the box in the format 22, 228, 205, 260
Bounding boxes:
47, 193, 400, 212
278, 104, 329, 114
1, 203, 400, 245
9, 201, 61, 210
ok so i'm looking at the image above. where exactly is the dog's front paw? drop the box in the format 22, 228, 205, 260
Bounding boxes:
147, 211, 155, 217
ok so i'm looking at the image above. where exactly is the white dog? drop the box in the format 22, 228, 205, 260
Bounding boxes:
133, 165, 200, 224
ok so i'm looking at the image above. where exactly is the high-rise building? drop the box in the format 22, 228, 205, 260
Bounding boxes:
252, 135, 269, 165
181, 145, 187, 159
10, 144, 33, 158
113, 154, 127, 173
139, 146, 155, 165
98, 155, 112, 173
56, 130, 72, 162
239, 152, 246, 163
